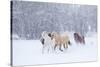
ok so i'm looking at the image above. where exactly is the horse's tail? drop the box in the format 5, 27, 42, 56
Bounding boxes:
68, 41, 72, 45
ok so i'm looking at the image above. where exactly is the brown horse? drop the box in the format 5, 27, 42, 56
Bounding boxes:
74, 32, 85, 44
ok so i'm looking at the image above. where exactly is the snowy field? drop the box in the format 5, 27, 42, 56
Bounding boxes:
12, 33, 97, 66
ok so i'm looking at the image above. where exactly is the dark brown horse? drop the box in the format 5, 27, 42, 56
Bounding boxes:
74, 32, 85, 44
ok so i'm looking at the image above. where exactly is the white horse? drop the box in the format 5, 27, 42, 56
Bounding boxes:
40, 31, 54, 54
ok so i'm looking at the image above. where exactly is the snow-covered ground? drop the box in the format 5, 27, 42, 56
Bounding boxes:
12, 33, 97, 66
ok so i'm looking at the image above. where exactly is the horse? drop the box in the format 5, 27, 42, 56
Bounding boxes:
74, 32, 85, 44
51, 32, 71, 51
40, 31, 54, 53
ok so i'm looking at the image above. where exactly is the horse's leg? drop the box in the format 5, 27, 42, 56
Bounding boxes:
83, 37, 85, 44
42, 46, 44, 54
48, 44, 52, 53
54, 44, 57, 50
83, 40, 85, 44
66, 43, 68, 49
42, 45, 46, 54
63, 42, 68, 50
47, 48, 50, 53
59, 44, 63, 52
63, 43, 65, 48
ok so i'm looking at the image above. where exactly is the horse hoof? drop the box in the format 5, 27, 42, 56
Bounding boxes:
60, 49, 63, 52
